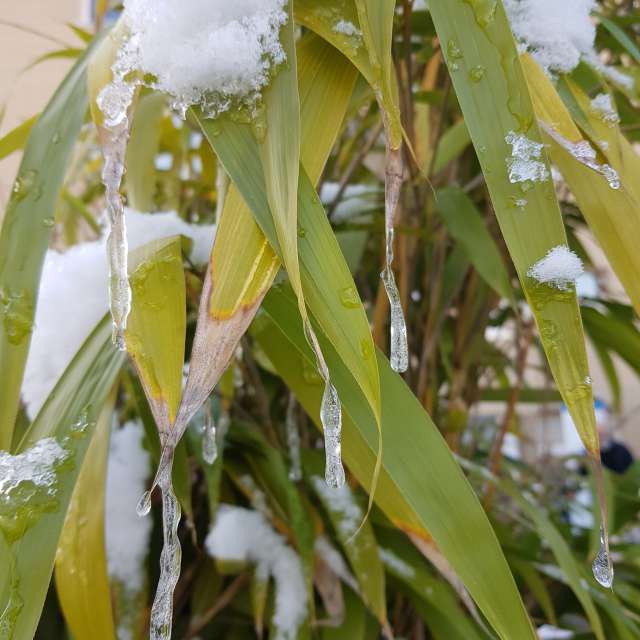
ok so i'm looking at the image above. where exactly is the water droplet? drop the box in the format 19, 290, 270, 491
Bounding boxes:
592, 525, 614, 588
136, 490, 152, 517
463, 0, 498, 28
508, 196, 527, 211
12, 170, 38, 202
447, 39, 463, 61
202, 410, 217, 465
0, 287, 34, 346
42, 217, 55, 228
469, 65, 486, 82
339, 286, 360, 309
360, 339, 373, 360
297, 226, 306, 238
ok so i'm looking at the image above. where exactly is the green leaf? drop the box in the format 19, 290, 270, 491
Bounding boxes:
0, 316, 125, 639
597, 15, 640, 66
252, 283, 537, 640
0, 115, 38, 161
0, 36, 103, 450
126, 236, 186, 433
435, 186, 514, 303
54, 393, 117, 640
428, 0, 598, 455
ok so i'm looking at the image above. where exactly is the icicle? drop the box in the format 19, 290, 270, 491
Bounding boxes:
136, 442, 182, 639
96, 36, 140, 350
202, 404, 217, 465
537, 120, 620, 190
303, 321, 345, 489
286, 394, 302, 482
381, 145, 408, 373
591, 458, 614, 588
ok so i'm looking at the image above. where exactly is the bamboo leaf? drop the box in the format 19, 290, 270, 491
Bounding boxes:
435, 186, 514, 303
523, 55, 640, 316
252, 283, 537, 640
125, 236, 186, 434
0, 37, 103, 450
428, 0, 598, 455
54, 394, 117, 640
0, 317, 125, 639
0, 115, 38, 161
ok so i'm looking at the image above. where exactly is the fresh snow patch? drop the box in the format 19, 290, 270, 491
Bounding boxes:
528, 246, 584, 290
504, 0, 634, 88
590, 93, 620, 125
505, 131, 549, 184
107, 0, 288, 120
22, 210, 215, 418
105, 420, 151, 593
379, 547, 416, 579
537, 624, 574, 639
314, 536, 359, 592
333, 20, 362, 38
311, 476, 362, 538
205, 505, 307, 640
0, 438, 69, 509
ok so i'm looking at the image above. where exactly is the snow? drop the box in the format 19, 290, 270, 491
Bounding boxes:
333, 20, 362, 39
105, 420, 151, 593
537, 625, 574, 639
205, 505, 307, 640
504, 0, 634, 87
0, 438, 68, 506
378, 547, 416, 579
314, 536, 359, 592
590, 93, 620, 125
311, 476, 362, 538
22, 210, 215, 418
505, 131, 550, 184
116, 0, 288, 119
527, 245, 584, 290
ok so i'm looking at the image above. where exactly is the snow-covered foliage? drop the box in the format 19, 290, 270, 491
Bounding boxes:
527, 245, 585, 290
22, 210, 215, 418
311, 476, 362, 538
590, 93, 620, 125
505, 131, 550, 184
333, 20, 362, 38
314, 536, 359, 592
537, 624, 574, 639
378, 547, 416, 579
205, 505, 307, 640
105, 420, 151, 593
504, 0, 633, 88
102, 0, 289, 121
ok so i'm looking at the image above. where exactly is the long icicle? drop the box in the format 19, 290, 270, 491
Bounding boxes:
303, 321, 345, 489
590, 456, 614, 588
136, 441, 183, 639
381, 144, 409, 373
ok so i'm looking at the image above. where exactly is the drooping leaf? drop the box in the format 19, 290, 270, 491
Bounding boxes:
252, 283, 537, 640
0, 316, 125, 639
428, 0, 598, 455
54, 393, 117, 640
0, 36, 104, 450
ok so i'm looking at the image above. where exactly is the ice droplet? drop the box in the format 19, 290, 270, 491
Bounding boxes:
286, 394, 302, 482
592, 525, 614, 588
136, 490, 152, 517
381, 146, 409, 373
538, 120, 620, 190
202, 407, 217, 465
321, 382, 345, 489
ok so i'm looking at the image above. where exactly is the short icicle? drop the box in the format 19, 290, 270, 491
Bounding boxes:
303, 322, 345, 489
286, 394, 302, 481
202, 404, 218, 465
136, 441, 183, 638
381, 144, 409, 373
591, 458, 614, 588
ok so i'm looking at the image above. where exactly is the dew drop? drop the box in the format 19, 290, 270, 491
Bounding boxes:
339, 286, 360, 309
469, 65, 486, 82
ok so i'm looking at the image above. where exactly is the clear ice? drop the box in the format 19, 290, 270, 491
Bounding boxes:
592, 524, 614, 588
538, 121, 621, 190
381, 146, 409, 373
137, 443, 182, 639
286, 395, 302, 482
202, 407, 218, 465
505, 131, 550, 184
303, 322, 345, 489
96, 37, 140, 351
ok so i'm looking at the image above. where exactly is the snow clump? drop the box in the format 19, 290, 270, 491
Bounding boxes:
528, 245, 585, 290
